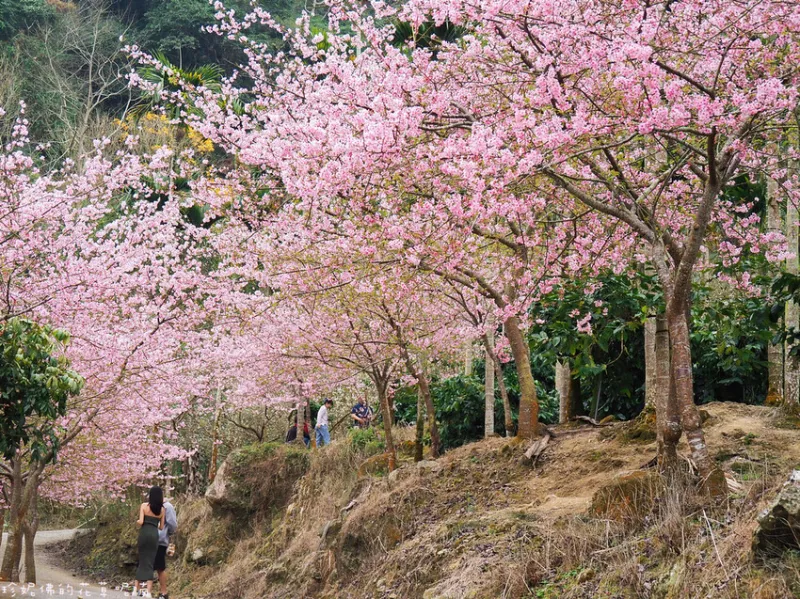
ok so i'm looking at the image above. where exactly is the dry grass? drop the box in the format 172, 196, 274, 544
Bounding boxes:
166, 404, 800, 599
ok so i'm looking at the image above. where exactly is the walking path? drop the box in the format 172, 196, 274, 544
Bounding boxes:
0, 530, 130, 597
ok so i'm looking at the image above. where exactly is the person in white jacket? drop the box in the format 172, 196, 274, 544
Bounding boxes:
315, 398, 333, 447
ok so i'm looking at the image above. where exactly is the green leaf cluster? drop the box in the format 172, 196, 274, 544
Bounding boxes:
0, 0, 53, 41
0, 317, 83, 462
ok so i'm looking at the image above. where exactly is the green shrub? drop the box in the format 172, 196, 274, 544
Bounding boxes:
348, 426, 385, 455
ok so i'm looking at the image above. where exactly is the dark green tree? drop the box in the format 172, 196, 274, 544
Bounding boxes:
0, 0, 53, 41
0, 318, 83, 462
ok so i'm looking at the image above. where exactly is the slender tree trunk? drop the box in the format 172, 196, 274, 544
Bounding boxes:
208, 393, 222, 484
415, 386, 425, 462
296, 396, 306, 448
464, 344, 473, 376
496, 358, 513, 437
375, 381, 397, 471
654, 315, 680, 470
22, 488, 37, 584
484, 326, 496, 437
786, 195, 799, 404
1, 462, 23, 582
556, 360, 583, 423
644, 317, 658, 410
482, 334, 514, 436
666, 306, 726, 495
766, 178, 784, 404
505, 315, 541, 438
556, 360, 570, 424
416, 360, 440, 458
1, 463, 39, 582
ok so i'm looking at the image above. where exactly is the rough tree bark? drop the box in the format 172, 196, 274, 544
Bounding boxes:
766, 178, 784, 405
644, 317, 658, 410
415, 386, 425, 462
481, 334, 514, 436
373, 375, 397, 471
296, 396, 306, 447
484, 325, 496, 437
556, 360, 582, 423
505, 315, 541, 438
1, 460, 41, 582
207, 394, 222, 484
556, 361, 568, 423
22, 488, 37, 584
666, 305, 725, 494
786, 192, 799, 405
464, 344, 473, 376
414, 359, 440, 458
655, 315, 680, 470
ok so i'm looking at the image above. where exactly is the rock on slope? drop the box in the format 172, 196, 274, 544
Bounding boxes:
84, 403, 800, 598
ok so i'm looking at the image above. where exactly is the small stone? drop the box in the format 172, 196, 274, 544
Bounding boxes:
417, 460, 442, 473
190, 548, 204, 562
577, 568, 595, 583
753, 469, 800, 559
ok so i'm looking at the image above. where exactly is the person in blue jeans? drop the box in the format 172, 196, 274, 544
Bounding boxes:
315, 398, 333, 446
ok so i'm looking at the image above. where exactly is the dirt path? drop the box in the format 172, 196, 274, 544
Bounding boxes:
0, 530, 130, 597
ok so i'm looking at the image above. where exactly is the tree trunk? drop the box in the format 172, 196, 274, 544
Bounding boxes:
464, 344, 473, 376
22, 489, 37, 584
484, 327, 496, 437
786, 194, 799, 404
666, 307, 726, 496
654, 315, 680, 470
0, 514, 22, 582
589, 371, 604, 422
767, 178, 784, 405
556, 360, 582, 423
483, 334, 514, 436
296, 396, 306, 448
644, 317, 658, 410
496, 358, 514, 437
375, 380, 397, 471
1, 463, 39, 582
415, 385, 425, 462
556, 361, 568, 423
207, 400, 222, 484
505, 315, 541, 438
416, 361, 440, 458
1, 462, 23, 582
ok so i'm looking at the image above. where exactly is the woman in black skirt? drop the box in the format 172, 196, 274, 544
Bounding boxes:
134, 486, 165, 598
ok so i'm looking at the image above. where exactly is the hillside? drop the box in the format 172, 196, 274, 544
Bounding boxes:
57, 402, 800, 598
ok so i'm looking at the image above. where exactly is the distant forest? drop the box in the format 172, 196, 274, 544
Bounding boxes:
0, 0, 316, 159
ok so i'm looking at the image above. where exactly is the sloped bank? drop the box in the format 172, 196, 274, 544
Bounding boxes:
72, 404, 800, 598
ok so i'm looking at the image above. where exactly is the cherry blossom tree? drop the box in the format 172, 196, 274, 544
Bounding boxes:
167, 0, 799, 495
0, 109, 234, 580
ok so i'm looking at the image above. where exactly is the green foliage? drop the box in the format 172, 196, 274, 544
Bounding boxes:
348, 426, 384, 454
135, 0, 311, 68
0, 317, 83, 462
391, 19, 465, 59
690, 279, 772, 403
132, 52, 223, 120
392, 360, 551, 451
0, 0, 53, 40
527, 270, 659, 419
771, 271, 800, 356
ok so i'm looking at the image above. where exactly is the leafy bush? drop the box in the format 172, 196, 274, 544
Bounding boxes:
348, 426, 385, 455
0, 0, 53, 40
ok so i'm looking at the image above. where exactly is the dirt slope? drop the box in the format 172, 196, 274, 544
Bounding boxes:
81, 402, 800, 599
